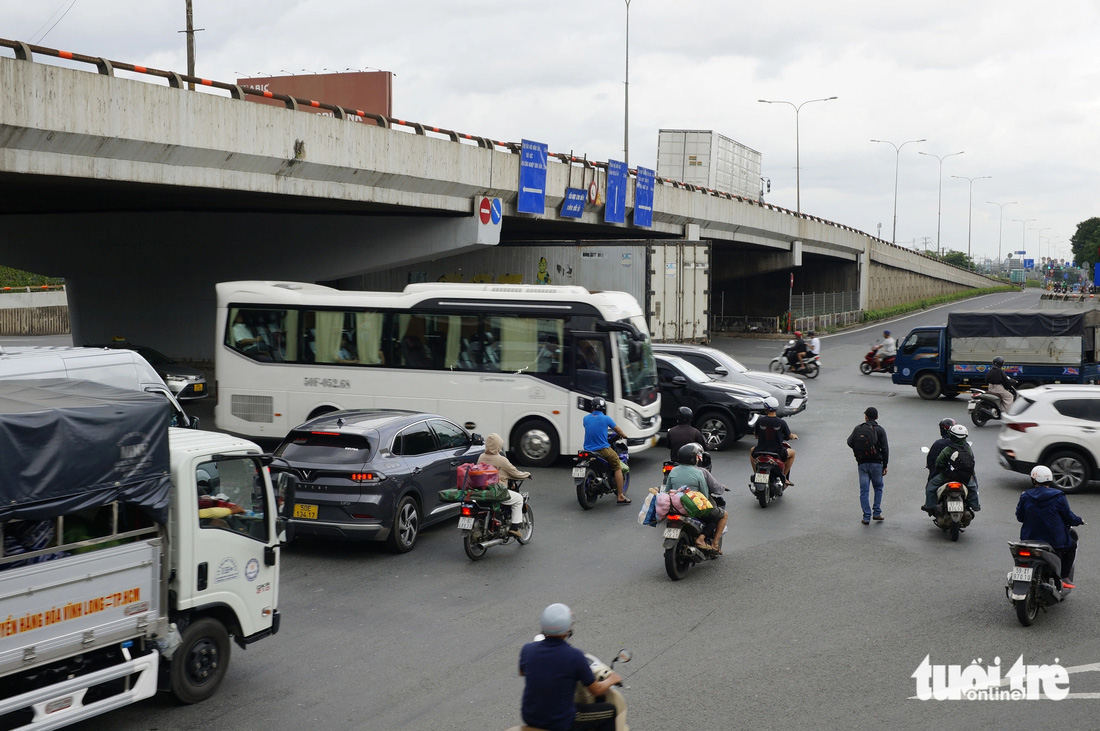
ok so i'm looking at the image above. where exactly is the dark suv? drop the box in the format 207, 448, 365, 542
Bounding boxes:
655, 354, 770, 450
274, 409, 484, 552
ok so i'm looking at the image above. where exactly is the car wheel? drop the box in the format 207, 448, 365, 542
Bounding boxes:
1046, 450, 1091, 493
511, 419, 559, 468
915, 373, 943, 400
387, 495, 421, 553
696, 412, 735, 451
170, 617, 231, 704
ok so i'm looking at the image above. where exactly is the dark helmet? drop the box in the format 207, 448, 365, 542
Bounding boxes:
938, 417, 956, 438
590, 397, 607, 413
677, 406, 693, 424
676, 442, 703, 466
992, 356, 1005, 367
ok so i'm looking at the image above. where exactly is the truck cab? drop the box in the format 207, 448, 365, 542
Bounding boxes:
892, 326, 950, 398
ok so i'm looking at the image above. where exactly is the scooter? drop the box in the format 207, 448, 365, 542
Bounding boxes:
968, 387, 1012, 427
1006, 529, 1082, 626
506, 643, 632, 731
929, 481, 973, 542
574, 431, 630, 510
769, 341, 820, 378
859, 349, 895, 375
456, 479, 533, 561
749, 448, 787, 508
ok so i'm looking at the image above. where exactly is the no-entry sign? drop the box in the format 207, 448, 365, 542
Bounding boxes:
479, 197, 492, 224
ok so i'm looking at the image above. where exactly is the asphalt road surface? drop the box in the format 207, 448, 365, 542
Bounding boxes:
14, 289, 1100, 729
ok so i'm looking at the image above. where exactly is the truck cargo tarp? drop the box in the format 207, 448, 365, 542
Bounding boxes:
0, 379, 171, 524
947, 309, 1100, 340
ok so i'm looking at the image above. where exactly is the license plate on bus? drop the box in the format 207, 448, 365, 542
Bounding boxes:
967, 401, 976, 411
1011, 566, 1033, 582
754, 472, 770, 483
458, 517, 474, 530
947, 500, 964, 512
293, 503, 318, 520
663, 527, 681, 540
572, 467, 587, 478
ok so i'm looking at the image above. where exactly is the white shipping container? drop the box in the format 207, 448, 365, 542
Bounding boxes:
657, 129, 762, 199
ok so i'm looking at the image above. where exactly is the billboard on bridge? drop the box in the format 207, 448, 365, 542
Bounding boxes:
236, 71, 393, 124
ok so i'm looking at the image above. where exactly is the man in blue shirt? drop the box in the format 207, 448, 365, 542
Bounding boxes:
582, 397, 629, 504
519, 603, 621, 731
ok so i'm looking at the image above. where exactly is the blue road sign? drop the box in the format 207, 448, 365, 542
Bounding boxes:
1023, 258, 1034, 269
633, 167, 655, 227
604, 160, 627, 224
517, 140, 547, 214
560, 188, 586, 219
490, 198, 502, 224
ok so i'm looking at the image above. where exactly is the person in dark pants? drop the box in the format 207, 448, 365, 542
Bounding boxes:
1017, 465, 1085, 584
519, 603, 622, 731
846, 406, 889, 525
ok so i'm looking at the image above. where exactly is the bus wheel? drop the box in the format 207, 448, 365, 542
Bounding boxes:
511, 419, 559, 468
308, 405, 339, 420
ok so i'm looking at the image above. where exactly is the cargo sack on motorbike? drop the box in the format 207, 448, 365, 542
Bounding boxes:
675, 489, 714, 517
456, 462, 499, 488
638, 493, 658, 526
438, 483, 509, 503
850, 422, 878, 460
945, 448, 975, 484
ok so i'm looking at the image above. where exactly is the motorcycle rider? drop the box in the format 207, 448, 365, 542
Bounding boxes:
926, 418, 957, 478
478, 433, 530, 540
791, 331, 810, 370
985, 356, 1016, 411
1017, 465, 1085, 584
872, 329, 896, 370
582, 397, 629, 505
667, 406, 706, 462
519, 603, 621, 731
750, 396, 797, 485
665, 443, 728, 552
922, 423, 980, 514
808, 330, 821, 358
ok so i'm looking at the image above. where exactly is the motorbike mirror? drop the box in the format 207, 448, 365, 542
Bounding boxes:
920, 446, 930, 453
747, 413, 760, 428
617, 649, 632, 664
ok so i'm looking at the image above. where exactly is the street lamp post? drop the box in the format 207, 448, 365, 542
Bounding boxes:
870, 138, 925, 244
758, 96, 838, 215
918, 150, 964, 255
1030, 226, 1051, 268
1012, 218, 1037, 270
623, 0, 631, 167
950, 174, 991, 270
987, 201, 1017, 274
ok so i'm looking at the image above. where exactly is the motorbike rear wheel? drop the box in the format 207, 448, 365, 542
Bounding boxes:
664, 535, 693, 581
768, 359, 785, 374
803, 362, 820, 379
576, 468, 600, 510
463, 525, 490, 561
970, 408, 990, 427
1015, 584, 1040, 626
949, 522, 960, 542
859, 361, 873, 375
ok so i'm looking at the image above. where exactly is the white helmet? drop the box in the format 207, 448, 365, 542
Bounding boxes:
1030, 465, 1054, 484
949, 423, 969, 439
764, 396, 780, 411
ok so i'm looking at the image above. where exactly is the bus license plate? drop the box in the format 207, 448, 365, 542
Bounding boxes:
754, 472, 770, 483
663, 527, 681, 540
572, 467, 586, 478
967, 401, 976, 411
1011, 566, 1033, 582
458, 517, 474, 530
293, 503, 318, 520
947, 500, 964, 512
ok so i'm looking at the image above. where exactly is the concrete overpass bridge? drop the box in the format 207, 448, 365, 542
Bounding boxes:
0, 39, 998, 360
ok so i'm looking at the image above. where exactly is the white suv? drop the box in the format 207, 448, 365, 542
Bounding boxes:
997, 385, 1100, 492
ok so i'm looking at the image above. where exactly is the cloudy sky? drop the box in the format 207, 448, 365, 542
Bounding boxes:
5, 1, 1098, 264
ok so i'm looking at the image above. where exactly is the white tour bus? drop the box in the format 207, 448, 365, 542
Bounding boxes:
214, 281, 661, 466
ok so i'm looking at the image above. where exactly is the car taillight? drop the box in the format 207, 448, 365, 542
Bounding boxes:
351, 513, 374, 519
1006, 422, 1038, 433
350, 472, 381, 482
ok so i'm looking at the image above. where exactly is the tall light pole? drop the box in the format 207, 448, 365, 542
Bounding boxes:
950, 174, 991, 270
987, 200, 1016, 274
918, 150, 964, 255
758, 96, 838, 215
870, 138, 925, 244
1013, 218, 1037, 269
1029, 226, 1050, 267
623, 0, 631, 167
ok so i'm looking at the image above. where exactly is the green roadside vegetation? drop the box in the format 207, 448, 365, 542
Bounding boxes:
0, 266, 63, 288
860, 285, 1017, 323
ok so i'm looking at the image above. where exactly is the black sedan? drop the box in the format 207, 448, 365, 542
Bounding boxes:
273, 409, 485, 552
655, 353, 771, 450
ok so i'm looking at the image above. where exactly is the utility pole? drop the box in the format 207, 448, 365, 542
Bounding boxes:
179, 1, 204, 91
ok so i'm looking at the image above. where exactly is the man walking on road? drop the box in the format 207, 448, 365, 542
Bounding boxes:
847, 407, 889, 525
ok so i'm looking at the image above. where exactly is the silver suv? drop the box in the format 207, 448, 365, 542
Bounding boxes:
997, 385, 1100, 492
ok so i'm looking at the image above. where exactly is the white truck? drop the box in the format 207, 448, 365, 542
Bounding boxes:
0, 379, 286, 729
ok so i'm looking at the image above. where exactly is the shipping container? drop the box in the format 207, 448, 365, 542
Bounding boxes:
656, 130, 762, 199
343, 242, 710, 342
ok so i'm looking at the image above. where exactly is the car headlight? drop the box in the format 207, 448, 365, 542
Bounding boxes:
164, 374, 187, 382
739, 399, 767, 409
770, 382, 798, 391
623, 407, 645, 428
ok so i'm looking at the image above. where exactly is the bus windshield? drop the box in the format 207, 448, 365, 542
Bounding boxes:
615, 331, 658, 406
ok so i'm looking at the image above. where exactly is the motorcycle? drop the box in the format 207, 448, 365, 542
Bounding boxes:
661, 487, 727, 581
928, 481, 973, 541
750, 447, 788, 508
574, 431, 631, 510
859, 349, 895, 375
769, 341, 820, 378
1006, 529, 1081, 626
457, 478, 533, 561
506, 643, 632, 731
968, 386, 1014, 427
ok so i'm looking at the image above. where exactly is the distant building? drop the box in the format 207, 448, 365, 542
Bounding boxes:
236, 71, 393, 124
656, 129, 762, 199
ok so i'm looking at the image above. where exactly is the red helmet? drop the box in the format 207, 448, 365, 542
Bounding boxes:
794, 330, 802, 337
